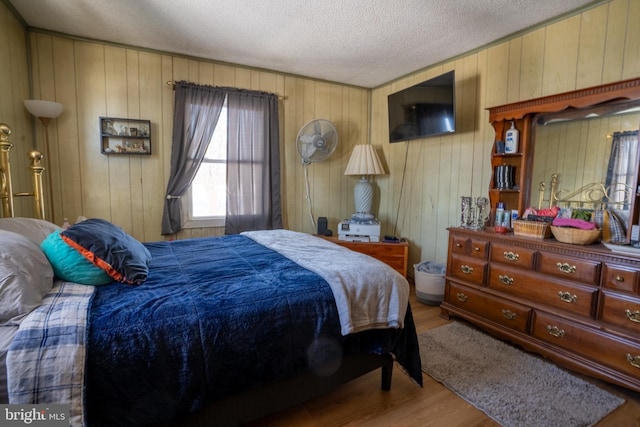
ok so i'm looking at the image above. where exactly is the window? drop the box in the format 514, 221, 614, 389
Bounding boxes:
162, 83, 280, 236
183, 99, 228, 228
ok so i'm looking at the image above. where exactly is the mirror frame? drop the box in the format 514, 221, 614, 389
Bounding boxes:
487, 77, 640, 240
532, 99, 640, 213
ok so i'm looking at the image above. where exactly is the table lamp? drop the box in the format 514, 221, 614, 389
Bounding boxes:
344, 144, 385, 216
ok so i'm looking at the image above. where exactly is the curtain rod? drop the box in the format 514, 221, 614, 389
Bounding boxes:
166, 81, 286, 100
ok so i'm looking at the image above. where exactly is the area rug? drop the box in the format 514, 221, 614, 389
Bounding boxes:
419, 321, 625, 427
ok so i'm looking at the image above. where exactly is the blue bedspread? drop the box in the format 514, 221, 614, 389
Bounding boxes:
86, 234, 421, 426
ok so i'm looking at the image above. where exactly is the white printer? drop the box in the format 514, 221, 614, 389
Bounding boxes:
338, 213, 381, 242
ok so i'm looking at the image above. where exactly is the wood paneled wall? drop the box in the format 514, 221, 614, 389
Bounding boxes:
371, 0, 640, 272
0, 1, 35, 217
25, 34, 368, 242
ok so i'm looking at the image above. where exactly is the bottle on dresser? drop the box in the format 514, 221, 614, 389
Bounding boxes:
505, 122, 519, 154
495, 202, 507, 233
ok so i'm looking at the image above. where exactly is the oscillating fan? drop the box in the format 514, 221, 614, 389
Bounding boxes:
296, 119, 338, 231
296, 119, 338, 164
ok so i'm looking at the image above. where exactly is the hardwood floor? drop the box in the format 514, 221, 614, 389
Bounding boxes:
248, 289, 640, 427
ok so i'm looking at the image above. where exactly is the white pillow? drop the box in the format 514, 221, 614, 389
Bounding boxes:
0, 217, 61, 245
0, 230, 54, 325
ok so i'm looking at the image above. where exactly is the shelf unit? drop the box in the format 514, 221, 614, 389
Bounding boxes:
100, 117, 151, 155
486, 77, 640, 227
486, 114, 533, 224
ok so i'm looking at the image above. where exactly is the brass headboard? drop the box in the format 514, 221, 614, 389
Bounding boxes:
0, 123, 46, 219
537, 173, 632, 210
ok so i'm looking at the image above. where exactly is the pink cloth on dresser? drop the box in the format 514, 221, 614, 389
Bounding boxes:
552, 217, 597, 230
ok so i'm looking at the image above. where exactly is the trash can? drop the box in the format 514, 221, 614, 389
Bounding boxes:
414, 261, 446, 306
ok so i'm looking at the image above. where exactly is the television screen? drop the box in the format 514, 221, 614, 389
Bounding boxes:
388, 70, 455, 143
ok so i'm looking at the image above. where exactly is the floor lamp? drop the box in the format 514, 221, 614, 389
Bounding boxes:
24, 100, 63, 222
344, 144, 386, 220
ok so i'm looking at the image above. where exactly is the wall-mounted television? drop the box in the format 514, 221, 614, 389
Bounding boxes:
388, 70, 455, 143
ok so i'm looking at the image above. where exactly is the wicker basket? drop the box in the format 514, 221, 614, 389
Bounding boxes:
512, 220, 552, 239
550, 226, 601, 245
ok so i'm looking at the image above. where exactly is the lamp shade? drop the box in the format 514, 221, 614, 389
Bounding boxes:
344, 144, 385, 176
344, 145, 385, 215
24, 100, 63, 119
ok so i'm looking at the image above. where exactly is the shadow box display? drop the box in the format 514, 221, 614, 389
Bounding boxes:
100, 117, 151, 155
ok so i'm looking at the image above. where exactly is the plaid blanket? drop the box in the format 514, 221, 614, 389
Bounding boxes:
6, 282, 95, 427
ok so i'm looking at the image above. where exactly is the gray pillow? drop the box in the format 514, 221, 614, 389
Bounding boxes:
0, 230, 54, 325
0, 217, 61, 245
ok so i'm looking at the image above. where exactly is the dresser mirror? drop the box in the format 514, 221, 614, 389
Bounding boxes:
530, 99, 640, 242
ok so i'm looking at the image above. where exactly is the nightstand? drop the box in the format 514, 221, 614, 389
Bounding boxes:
319, 236, 409, 278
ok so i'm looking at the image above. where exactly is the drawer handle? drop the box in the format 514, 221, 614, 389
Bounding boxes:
503, 251, 519, 261
460, 265, 474, 274
502, 309, 517, 320
498, 274, 514, 285
556, 262, 577, 274
625, 309, 640, 323
456, 293, 468, 302
455, 242, 462, 248
627, 354, 640, 369
546, 325, 565, 338
474, 246, 481, 252
615, 275, 625, 282
557, 291, 577, 303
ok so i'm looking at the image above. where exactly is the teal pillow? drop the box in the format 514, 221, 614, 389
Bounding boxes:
40, 231, 113, 285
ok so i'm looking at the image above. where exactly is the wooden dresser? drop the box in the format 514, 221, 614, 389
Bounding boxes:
441, 227, 640, 392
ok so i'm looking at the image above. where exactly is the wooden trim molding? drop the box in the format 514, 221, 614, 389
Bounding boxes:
487, 77, 640, 122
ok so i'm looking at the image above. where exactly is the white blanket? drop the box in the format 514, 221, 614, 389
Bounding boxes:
242, 229, 409, 335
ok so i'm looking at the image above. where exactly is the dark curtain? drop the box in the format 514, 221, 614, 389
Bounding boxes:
161, 82, 226, 235
225, 89, 282, 234
605, 130, 639, 209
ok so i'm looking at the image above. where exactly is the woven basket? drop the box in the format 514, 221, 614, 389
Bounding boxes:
550, 226, 601, 245
513, 220, 552, 239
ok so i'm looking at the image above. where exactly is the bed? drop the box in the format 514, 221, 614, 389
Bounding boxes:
0, 218, 422, 427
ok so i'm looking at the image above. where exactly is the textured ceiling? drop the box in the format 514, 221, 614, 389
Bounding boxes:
9, 0, 600, 88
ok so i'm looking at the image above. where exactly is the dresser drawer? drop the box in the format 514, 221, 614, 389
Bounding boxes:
448, 282, 531, 333
600, 291, 640, 335
325, 238, 409, 277
533, 311, 640, 379
488, 264, 597, 318
538, 252, 600, 285
353, 243, 407, 272
602, 264, 638, 293
490, 242, 536, 269
449, 255, 487, 285
450, 235, 468, 255
449, 235, 489, 259
468, 238, 489, 260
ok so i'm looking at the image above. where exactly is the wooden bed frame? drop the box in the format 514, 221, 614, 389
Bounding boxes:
163, 353, 394, 427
